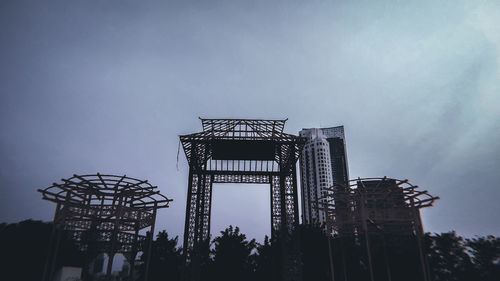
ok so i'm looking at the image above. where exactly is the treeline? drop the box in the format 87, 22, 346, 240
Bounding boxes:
1, 220, 499, 281
145, 225, 500, 281
0, 220, 84, 281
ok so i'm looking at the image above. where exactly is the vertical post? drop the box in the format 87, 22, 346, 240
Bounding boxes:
340, 237, 348, 281
412, 199, 430, 281
360, 191, 375, 281
48, 204, 64, 281
106, 253, 115, 277
327, 236, 336, 281
269, 175, 275, 238
144, 203, 157, 281
127, 254, 136, 281
193, 170, 203, 246
269, 175, 277, 281
279, 186, 287, 231
324, 202, 335, 281
49, 226, 63, 281
206, 174, 214, 242
129, 226, 140, 281
291, 158, 300, 225
107, 195, 123, 280
198, 171, 208, 242
382, 234, 392, 281
81, 253, 89, 281
42, 203, 61, 281
183, 168, 194, 259
279, 171, 289, 281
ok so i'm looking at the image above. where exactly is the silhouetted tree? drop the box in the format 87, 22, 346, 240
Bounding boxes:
210, 226, 256, 281
134, 225, 500, 281
466, 235, 500, 281
0, 220, 83, 281
251, 235, 273, 281
425, 231, 474, 281
140, 230, 183, 281
298, 224, 330, 281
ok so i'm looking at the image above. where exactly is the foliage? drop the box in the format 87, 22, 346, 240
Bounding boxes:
140, 230, 183, 281
425, 231, 500, 281
298, 224, 330, 281
210, 225, 256, 281
466, 235, 500, 281
0, 220, 84, 281
425, 231, 474, 281
251, 235, 274, 281
2, 219, 500, 281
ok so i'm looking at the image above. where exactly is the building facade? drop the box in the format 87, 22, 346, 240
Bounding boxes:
299, 126, 349, 225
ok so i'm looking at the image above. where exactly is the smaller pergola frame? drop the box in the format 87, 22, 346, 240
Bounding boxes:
179, 118, 306, 281
316, 177, 439, 281
38, 173, 172, 281
317, 177, 438, 235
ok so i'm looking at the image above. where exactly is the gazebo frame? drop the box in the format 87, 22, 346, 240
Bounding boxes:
39, 173, 172, 281
317, 177, 438, 281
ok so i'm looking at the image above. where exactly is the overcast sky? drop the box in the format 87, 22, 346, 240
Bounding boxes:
1, 0, 499, 242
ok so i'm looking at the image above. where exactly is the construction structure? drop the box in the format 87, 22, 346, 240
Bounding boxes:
318, 177, 439, 281
180, 118, 306, 281
299, 126, 349, 225
38, 173, 172, 281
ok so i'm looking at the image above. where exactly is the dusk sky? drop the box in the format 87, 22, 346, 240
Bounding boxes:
1, 0, 499, 243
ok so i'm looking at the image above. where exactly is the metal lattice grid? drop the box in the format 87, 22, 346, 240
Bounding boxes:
180, 118, 306, 281
317, 177, 438, 236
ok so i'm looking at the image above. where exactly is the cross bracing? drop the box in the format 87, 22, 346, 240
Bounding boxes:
38, 173, 172, 281
180, 118, 306, 281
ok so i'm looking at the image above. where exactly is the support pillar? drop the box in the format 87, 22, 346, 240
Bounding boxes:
106, 253, 115, 278
144, 204, 157, 281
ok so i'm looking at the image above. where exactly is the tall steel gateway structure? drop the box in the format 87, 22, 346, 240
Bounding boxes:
180, 118, 306, 281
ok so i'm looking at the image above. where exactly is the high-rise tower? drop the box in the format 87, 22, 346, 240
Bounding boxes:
299, 126, 349, 225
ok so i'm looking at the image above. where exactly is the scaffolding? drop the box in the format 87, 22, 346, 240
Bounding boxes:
38, 173, 172, 281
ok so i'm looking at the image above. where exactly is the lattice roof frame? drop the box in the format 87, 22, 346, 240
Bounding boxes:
316, 177, 439, 234
179, 118, 306, 170
39, 174, 171, 210
38, 174, 172, 254
321, 177, 438, 209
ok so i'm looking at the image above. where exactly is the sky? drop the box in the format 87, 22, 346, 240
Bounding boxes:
1, 0, 499, 243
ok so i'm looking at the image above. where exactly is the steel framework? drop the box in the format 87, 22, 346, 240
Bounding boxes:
317, 177, 439, 281
38, 173, 172, 281
180, 118, 306, 281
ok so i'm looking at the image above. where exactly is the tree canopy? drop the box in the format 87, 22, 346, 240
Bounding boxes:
1, 220, 499, 281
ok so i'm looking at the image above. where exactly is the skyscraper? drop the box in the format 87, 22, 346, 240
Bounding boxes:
299, 126, 349, 225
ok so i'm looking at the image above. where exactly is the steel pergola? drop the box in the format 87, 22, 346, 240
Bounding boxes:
39, 173, 172, 281
316, 177, 439, 281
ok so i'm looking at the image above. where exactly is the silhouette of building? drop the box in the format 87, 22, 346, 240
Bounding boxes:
299, 126, 349, 225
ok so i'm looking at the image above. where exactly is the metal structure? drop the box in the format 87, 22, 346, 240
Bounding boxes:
38, 173, 172, 281
318, 177, 439, 281
180, 118, 306, 280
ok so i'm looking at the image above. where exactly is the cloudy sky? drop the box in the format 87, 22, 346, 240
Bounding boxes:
1, 0, 499, 242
